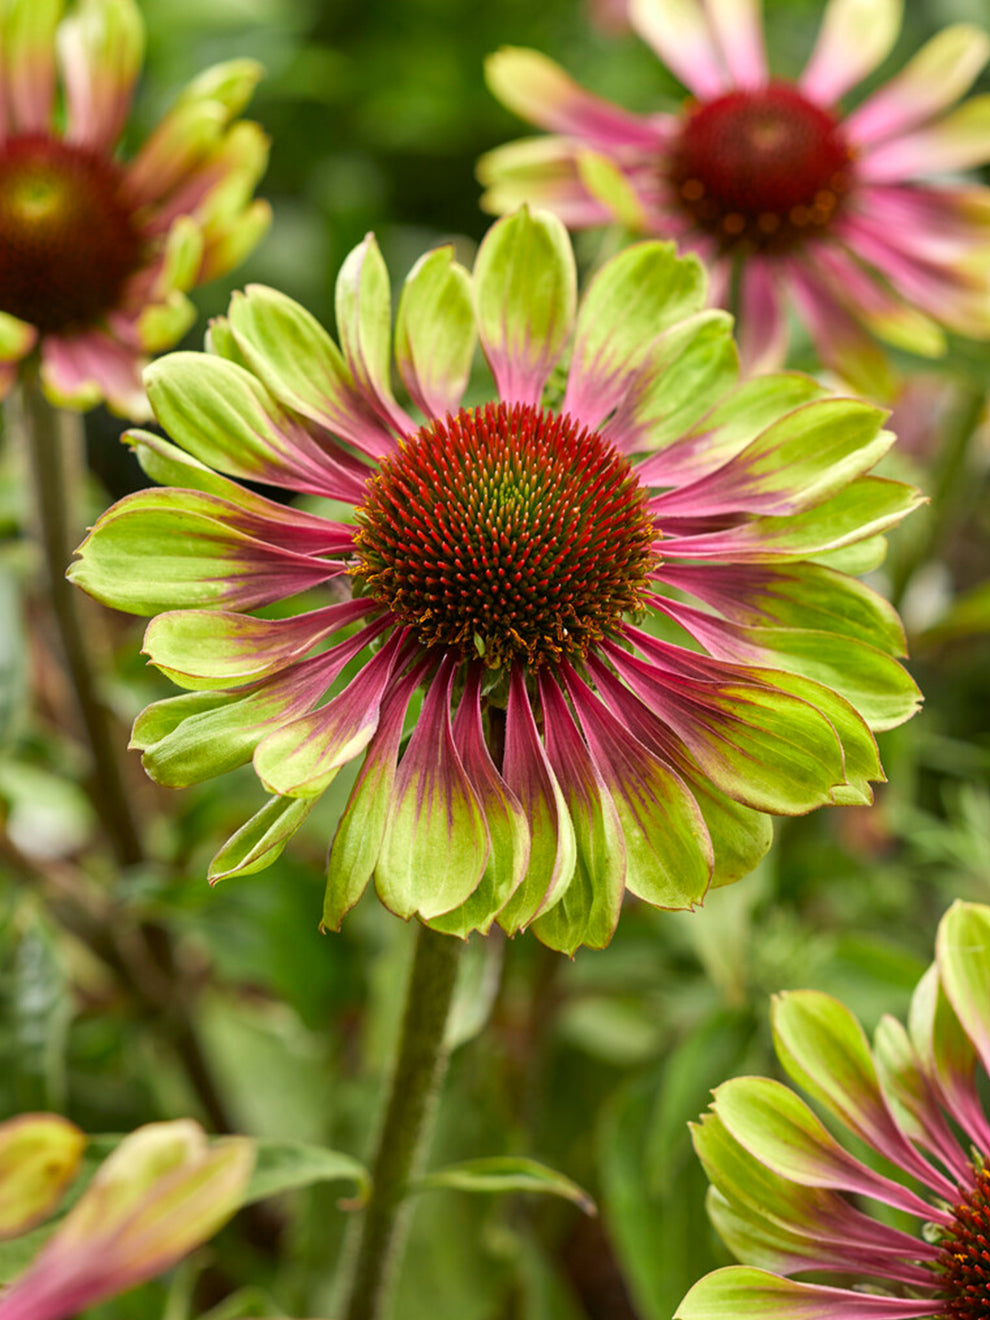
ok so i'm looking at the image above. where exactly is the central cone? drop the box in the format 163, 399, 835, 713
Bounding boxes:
0, 135, 144, 333
936, 1163, 990, 1319
353, 401, 658, 669
669, 82, 853, 253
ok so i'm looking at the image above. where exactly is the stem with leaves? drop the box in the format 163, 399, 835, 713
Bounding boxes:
339, 922, 464, 1320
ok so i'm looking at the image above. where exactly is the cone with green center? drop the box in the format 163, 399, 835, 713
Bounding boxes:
677, 900, 990, 1320
0, 0, 270, 417
70, 207, 922, 952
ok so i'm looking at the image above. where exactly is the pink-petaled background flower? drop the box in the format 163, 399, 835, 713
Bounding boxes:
70, 208, 921, 954
676, 899, 990, 1320
481, 0, 990, 395
0, 0, 270, 417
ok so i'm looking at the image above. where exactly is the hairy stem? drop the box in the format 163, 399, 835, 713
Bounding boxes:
339, 923, 464, 1320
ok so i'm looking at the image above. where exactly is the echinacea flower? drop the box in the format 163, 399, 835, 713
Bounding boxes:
481, 0, 990, 395
0, 0, 270, 417
676, 899, 990, 1320
70, 208, 921, 953
0, 1119, 253, 1320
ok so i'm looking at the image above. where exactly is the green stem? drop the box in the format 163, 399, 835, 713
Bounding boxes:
339, 922, 464, 1320
890, 383, 988, 610
12, 373, 143, 866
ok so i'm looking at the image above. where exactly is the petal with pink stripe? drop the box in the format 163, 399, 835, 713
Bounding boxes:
628, 0, 727, 100
485, 47, 669, 150
473, 207, 576, 408
800, 0, 902, 107
375, 660, 490, 921
497, 668, 577, 934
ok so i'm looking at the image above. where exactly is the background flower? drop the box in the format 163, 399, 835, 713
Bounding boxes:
676, 898, 990, 1320
70, 208, 920, 952
0, 0, 270, 417
481, 0, 990, 395
0, 1119, 253, 1320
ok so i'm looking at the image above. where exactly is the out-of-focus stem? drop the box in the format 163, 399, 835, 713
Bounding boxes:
338, 922, 464, 1320
890, 384, 987, 610
12, 373, 143, 866
6, 375, 239, 1145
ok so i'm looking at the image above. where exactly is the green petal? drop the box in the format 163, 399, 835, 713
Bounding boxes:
175, 57, 263, 118
690, 1110, 838, 1238
700, 477, 923, 563
713, 1075, 872, 1191
660, 400, 892, 518
735, 628, 920, 732
0, 311, 36, 363
208, 794, 316, 882
751, 668, 881, 807
575, 148, 646, 229
375, 670, 490, 922
473, 207, 576, 406
131, 688, 298, 787
675, 1265, 926, 1320
771, 990, 910, 1161
336, 233, 409, 423
606, 310, 738, 452
144, 351, 336, 491
394, 245, 475, 417
648, 373, 828, 482
936, 900, 990, 1076
564, 240, 708, 424
0, 1114, 85, 1239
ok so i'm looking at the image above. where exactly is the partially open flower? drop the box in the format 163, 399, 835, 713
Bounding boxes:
0, 1120, 253, 1320
677, 900, 990, 1320
71, 208, 921, 952
0, 0, 270, 417
482, 0, 990, 394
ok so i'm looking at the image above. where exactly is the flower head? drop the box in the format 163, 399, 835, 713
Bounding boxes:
70, 208, 921, 952
0, 1119, 253, 1320
0, 0, 270, 417
481, 0, 990, 395
677, 899, 990, 1320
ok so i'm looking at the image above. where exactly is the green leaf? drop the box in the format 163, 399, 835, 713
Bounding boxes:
243, 1140, 369, 1206
414, 1158, 594, 1214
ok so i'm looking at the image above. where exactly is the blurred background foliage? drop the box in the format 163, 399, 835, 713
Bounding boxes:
2, 0, 990, 1317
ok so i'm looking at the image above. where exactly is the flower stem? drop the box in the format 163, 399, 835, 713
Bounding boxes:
890, 384, 988, 611
12, 373, 143, 866
339, 922, 464, 1320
